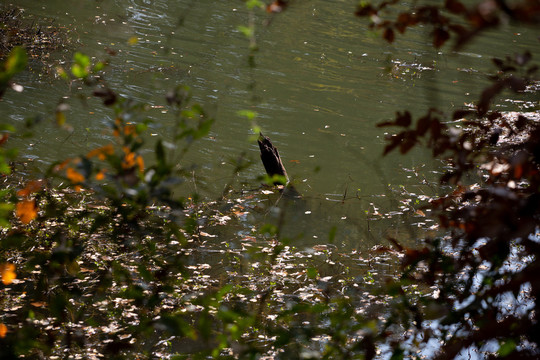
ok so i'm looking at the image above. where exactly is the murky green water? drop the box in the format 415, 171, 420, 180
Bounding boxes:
2, 0, 539, 249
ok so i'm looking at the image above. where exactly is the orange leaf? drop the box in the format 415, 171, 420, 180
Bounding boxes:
136, 155, 144, 173
124, 124, 136, 136
30, 301, 47, 307
122, 152, 136, 169
0, 263, 16, 285
87, 144, 114, 159
17, 180, 44, 197
95, 170, 106, 180
0, 323, 7, 338
66, 167, 85, 184
16, 200, 37, 224
54, 158, 71, 172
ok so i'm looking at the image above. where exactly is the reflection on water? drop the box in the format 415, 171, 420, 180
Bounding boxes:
2, 0, 539, 249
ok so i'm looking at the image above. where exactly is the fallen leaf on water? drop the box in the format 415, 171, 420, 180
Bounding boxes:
30, 302, 47, 308
199, 231, 217, 238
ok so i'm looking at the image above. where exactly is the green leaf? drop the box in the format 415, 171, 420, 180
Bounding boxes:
5, 47, 28, 75
237, 25, 254, 38
498, 339, 517, 357
72, 52, 91, 78
135, 122, 147, 134
74, 52, 91, 67
194, 118, 214, 140
328, 226, 337, 243
93, 61, 106, 72
260, 224, 278, 236
215, 284, 233, 300
156, 139, 166, 165
0, 161, 11, 175
71, 64, 87, 79
245, 0, 264, 10
237, 109, 258, 121
0, 124, 15, 132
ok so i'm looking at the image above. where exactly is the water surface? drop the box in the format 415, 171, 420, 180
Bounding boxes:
2, 0, 539, 249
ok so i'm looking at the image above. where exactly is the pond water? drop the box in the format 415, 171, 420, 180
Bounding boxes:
2, 0, 539, 250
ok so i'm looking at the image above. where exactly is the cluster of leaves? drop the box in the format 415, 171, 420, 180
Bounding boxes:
355, 0, 540, 48
0, 5, 72, 63
361, 1, 540, 358
2, 1, 539, 359
253, 0, 539, 358
0, 46, 214, 358
378, 59, 540, 359
0, 43, 401, 359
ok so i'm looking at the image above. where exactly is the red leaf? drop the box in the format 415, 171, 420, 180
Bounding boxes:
267, 0, 288, 13
416, 114, 432, 135
395, 13, 414, 33
355, 4, 375, 17
396, 111, 412, 127
383, 27, 395, 43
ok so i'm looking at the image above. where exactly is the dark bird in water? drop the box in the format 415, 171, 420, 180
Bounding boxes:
257, 133, 289, 185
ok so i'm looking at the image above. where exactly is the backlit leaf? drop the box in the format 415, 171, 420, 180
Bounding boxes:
16, 200, 37, 224
0, 263, 16, 285
5, 47, 27, 75
66, 167, 85, 184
